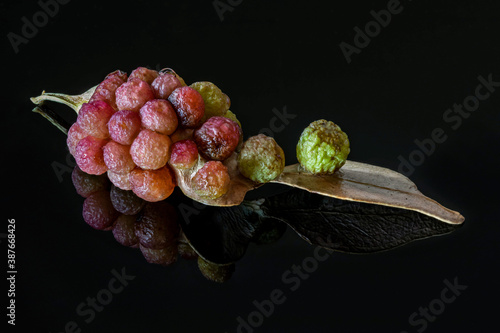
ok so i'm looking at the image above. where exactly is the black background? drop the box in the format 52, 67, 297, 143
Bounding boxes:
2, 0, 500, 332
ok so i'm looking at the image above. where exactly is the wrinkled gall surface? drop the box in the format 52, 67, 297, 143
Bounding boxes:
74, 136, 108, 175
107, 170, 132, 191
103, 141, 135, 173
190, 81, 230, 119
116, 78, 155, 112
108, 110, 142, 145
130, 129, 172, 170
194, 116, 240, 161
129, 166, 176, 202
296, 119, 350, 174
90, 70, 128, 110
67, 123, 87, 156
169, 140, 199, 169
238, 134, 285, 183
222, 110, 241, 128
192, 161, 231, 199
168, 86, 205, 128
152, 72, 183, 99
140, 99, 178, 135
128, 67, 159, 85
77, 101, 115, 139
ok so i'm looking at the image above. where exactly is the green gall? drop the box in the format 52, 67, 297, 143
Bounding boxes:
296, 119, 350, 174
190, 81, 230, 119
223, 110, 241, 128
238, 134, 285, 183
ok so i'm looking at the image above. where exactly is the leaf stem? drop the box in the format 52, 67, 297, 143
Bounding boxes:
32, 104, 70, 135
30, 85, 97, 113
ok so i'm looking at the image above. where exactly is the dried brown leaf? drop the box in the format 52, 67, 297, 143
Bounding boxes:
271, 162, 464, 225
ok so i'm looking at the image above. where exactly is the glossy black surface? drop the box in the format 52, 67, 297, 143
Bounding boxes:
3, 0, 500, 332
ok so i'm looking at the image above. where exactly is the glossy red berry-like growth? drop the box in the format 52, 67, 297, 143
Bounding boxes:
77, 100, 115, 139
151, 72, 183, 99
140, 99, 178, 136
107, 170, 132, 190
115, 78, 155, 112
192, 161, 231, 199
169, 140, 198, 169
67, 69, 248, 208
90, 70, 128, 110
74, 136, 108, 175
130, 129, 172, 170
194, 116, 240, 161
67, 123, 87, 156
129, 166, 176, 202
108, 110, 142, 146
168, 86, 205, 128
128, 67, 159, 85
103, 141, 135, 174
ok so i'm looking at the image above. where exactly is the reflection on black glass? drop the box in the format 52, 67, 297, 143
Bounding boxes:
71, 166, 286, 283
